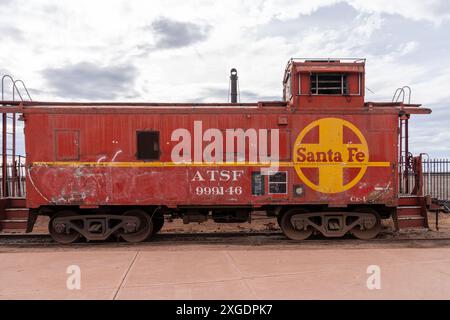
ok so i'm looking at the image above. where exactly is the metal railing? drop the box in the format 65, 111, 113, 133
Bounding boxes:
1, 74, 32, 199
399, 156, 449, 202
0, 155, 26, 198
392, 86, 412, 104
423, 158, 449, 201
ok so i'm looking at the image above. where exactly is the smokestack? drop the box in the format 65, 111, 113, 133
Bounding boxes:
230, 68, 238, 103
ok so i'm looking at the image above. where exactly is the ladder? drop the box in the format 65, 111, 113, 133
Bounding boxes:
0, 75, 31, 233
393, 86, 412, 194
1, 74, 32, 198
398, 117, 411, 194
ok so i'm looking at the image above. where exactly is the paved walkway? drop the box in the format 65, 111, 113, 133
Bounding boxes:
1, 246, 450, 299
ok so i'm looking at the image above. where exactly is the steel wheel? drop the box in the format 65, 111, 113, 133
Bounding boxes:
121, 210, 153, 243
279, 208, 313, 240
49, 211, 80, 244
351, 207, 381, 240
152, 214, 165, 235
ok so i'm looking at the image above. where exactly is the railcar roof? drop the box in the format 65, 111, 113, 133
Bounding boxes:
0, 100, 431, 115
0, 101, 266, 107
0, 101, 289, 112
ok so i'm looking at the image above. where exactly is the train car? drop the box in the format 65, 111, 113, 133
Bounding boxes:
0, 58, 433, 243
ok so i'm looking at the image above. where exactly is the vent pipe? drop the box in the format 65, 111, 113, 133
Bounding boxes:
229, 68, 238, 103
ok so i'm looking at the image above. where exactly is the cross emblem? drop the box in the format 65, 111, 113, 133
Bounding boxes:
293, 118, 389, 193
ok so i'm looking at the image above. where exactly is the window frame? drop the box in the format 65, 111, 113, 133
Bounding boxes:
267, 171, 288, 195
136, 130, 160, 161
283, 72, 292, 100
309, 73, 349, 96
251, 171, 265, 196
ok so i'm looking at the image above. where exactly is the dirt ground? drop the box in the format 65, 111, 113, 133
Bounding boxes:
30, 211, 450, 238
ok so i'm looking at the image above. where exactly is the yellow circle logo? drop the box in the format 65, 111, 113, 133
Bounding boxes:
293, 118, 372, 194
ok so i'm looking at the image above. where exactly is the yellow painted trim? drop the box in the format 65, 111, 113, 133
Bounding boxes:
31, 161, 390, 168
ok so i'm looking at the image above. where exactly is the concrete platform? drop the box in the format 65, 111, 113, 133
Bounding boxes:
0, 245, 450, 299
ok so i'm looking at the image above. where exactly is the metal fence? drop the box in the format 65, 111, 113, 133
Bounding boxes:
0, 155, 26, 198
400, 157, 449, 202
423, 158, 450, 201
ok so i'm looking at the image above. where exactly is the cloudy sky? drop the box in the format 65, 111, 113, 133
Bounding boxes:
1, 0, 449, 157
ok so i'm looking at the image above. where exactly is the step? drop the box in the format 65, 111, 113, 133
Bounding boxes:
397, 215, 427, 229
4, 208, 29, 220
398, 196, 421, 206
0, 219, 27, 230
6, 197, 26, 208
397, 206, 423, 217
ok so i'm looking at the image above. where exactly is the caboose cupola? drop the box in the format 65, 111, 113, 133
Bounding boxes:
283, 58, 365, 109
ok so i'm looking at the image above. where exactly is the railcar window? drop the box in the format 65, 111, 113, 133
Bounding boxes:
137, 131, 160, 160
251, 172, 265, 195
283, 72, 292, 100
268, 172, 287, 194
310, 73, 348, 95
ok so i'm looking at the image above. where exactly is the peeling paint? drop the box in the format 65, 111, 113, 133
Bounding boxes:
96, 156, 107, 163
111, 150, 123, 162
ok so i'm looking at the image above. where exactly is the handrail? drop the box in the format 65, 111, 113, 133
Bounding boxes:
392, 88, 402, 102
14, 79, 32, 101
392, 86, 412, 104
0, 154, 26, 161
1, 74, 23, 101
1, 75, 33, 103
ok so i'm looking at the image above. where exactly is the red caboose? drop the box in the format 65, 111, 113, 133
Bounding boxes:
0, 58, 432, 243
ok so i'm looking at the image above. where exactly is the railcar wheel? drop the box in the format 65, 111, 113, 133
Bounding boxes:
49, 211, 81, 244
351, 207, 381, 240
152, 214, 165, 235
279, 208, 313, 240
121, 210, 153, 243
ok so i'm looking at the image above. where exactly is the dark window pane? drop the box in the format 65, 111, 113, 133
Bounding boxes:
252, 172, 265, 195
137, 131, 160, 160
269, 172, 287, 183
310, 73, 348, 95
269, 183, 286, 194
268, 172, 287, 194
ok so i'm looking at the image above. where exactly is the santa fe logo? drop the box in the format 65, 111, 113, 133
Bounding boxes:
293, 118, 390, 194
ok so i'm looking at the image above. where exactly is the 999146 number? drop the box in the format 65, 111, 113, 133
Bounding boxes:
195, 186, 242, 196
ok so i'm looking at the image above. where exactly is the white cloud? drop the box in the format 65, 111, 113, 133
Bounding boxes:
348, 0, 450, 24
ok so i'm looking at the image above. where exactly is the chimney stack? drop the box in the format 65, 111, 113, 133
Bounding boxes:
230, 68, 238, 103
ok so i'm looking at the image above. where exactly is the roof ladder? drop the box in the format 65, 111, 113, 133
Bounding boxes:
1, 74, 32, 198
392, 86, 412, 104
